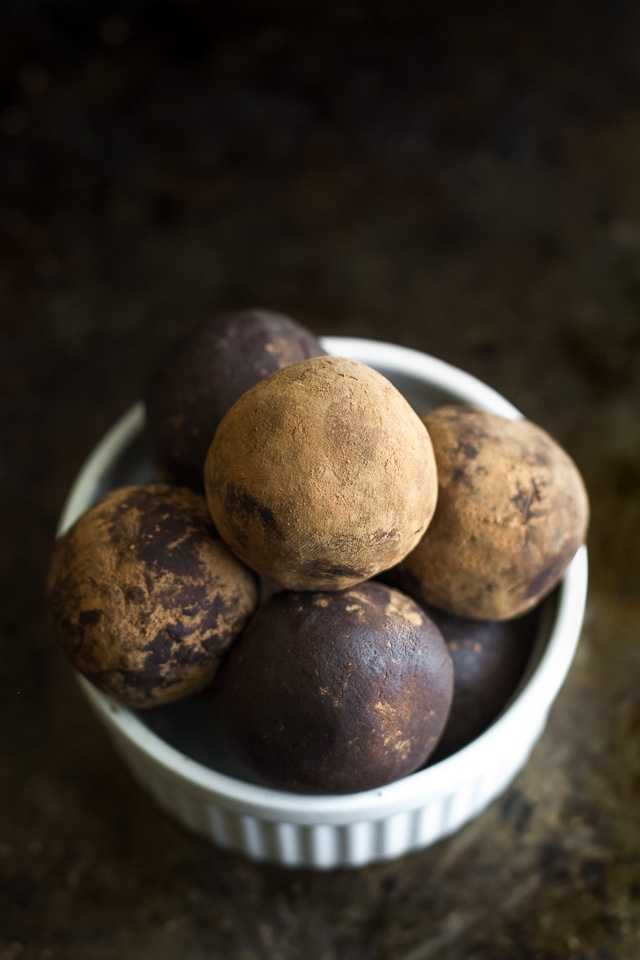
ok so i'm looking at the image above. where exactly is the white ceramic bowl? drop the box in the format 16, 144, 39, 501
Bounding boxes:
57, 337, 588, 869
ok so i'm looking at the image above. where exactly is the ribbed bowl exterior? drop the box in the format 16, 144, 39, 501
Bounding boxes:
102, 709, 547, 868
58, 338, 588, 869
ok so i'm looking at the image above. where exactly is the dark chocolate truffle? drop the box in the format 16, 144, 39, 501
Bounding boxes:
46, 485, 259, 707
427, 605, 539, 762
145, 309, 326, 490
205, 356, 438, 591
215, 581, 453, 794
395, 405, 589, 620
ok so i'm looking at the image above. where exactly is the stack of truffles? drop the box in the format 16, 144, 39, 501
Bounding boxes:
47, 312, 589, 794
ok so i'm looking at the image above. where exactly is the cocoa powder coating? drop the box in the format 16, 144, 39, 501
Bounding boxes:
204, 356, 438, 590
46, 484, 259, 707
394, 405, 589, 620
145, 309, 326, 490
215, 581, 454, 794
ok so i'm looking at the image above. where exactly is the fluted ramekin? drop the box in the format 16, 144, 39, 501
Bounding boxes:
57, 337, 588, 869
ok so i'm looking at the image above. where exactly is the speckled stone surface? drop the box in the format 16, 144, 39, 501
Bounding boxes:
1, 2, 639, 958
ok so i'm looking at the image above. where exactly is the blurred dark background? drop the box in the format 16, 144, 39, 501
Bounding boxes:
2, 2, 639, 958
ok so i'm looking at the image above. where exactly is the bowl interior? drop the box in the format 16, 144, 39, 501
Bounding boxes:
82, 343, 555, 789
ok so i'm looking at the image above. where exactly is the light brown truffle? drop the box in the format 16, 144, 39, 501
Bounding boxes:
393, 405, 589, 620
46, 485, 259, 707
204, 356, 438, 590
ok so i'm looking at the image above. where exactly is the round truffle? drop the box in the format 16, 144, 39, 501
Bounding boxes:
145, 309, 326, 490
215, 581, 454, 794
46, 485, 259, 707
205, 355, 438, 591
394, 405, 589, 620
426, 605, 539, 762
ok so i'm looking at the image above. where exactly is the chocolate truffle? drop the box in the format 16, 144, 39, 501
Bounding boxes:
46, 485, 259, 707
205, 356, 438, 590
215, 581, 453, 794
427, 605, 539, 762
395, 405, 589, 620
145, 309, 326, 490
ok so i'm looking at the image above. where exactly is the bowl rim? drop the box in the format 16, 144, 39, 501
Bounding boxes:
59, 337, 588, 821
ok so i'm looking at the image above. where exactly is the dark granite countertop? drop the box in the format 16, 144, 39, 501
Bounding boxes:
2, 2, 639, 957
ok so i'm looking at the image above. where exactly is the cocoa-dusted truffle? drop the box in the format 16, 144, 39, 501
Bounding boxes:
394, 405, 589, 620
205, 356, 438, 591
427, 605, 539, 762
145, 309, 326, 490
46, 485, 259, 707
215, 581, 453, 794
